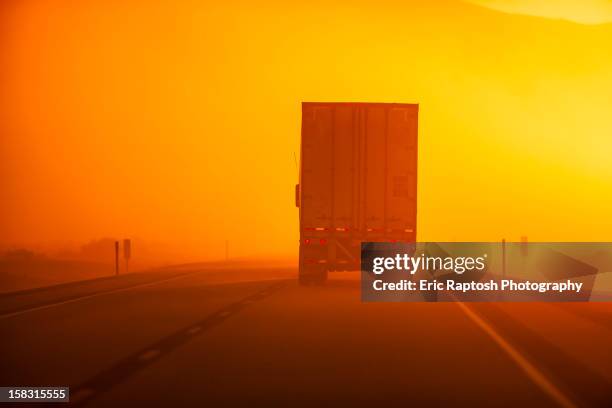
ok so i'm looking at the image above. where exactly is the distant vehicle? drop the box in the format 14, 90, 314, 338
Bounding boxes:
296, 102, 419, 284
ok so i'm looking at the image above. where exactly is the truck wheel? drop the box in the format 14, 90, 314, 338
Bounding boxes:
312, 268, 328, 284
298, 243, 329, 285
298, 264, 328, 286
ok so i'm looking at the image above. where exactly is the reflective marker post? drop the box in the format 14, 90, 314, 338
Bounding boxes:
115, 241, 120, 276
123, 239, 131, 273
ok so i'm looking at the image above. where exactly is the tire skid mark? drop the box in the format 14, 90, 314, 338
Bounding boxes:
66, 281, 287, 407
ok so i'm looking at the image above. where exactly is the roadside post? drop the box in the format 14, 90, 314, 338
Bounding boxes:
114, 241, 119, 275
502, 238, 506, 278
123, 239, 131, 273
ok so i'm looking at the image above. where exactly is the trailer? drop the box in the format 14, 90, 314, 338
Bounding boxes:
296, 102, 418, 284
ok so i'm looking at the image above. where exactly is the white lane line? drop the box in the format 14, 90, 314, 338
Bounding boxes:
0, 271, 203, 321
139, 349, 161, 361
187, 326, 202, 335
218, 311, 232, 318
456, 302, 577, 408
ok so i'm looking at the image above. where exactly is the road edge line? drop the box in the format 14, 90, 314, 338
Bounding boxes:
0, 271, 202, 320
456, 302, 577, 408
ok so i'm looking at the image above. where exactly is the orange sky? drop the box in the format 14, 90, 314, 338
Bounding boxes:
1, 0, 612, 262
467, 0, 612, 24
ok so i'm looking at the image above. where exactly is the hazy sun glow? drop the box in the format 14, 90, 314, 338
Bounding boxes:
466, 0, 612, 24
2, 0, 612, 262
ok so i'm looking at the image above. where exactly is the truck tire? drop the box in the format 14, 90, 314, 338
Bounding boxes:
298, 247, 328, 285
298, 265, 328, 285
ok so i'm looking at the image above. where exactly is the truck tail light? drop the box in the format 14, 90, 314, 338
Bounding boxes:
305, 259, 327, 264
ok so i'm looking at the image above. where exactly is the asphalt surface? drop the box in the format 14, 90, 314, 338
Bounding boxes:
1, 263, 611, 407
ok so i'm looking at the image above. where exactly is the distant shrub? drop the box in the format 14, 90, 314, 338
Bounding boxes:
1, 249, 40, 261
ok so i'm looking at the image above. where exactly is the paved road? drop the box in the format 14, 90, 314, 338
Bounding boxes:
1, 264, 611, 407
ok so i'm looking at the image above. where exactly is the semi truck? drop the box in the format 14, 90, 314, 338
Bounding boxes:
295, 102, 419, 284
